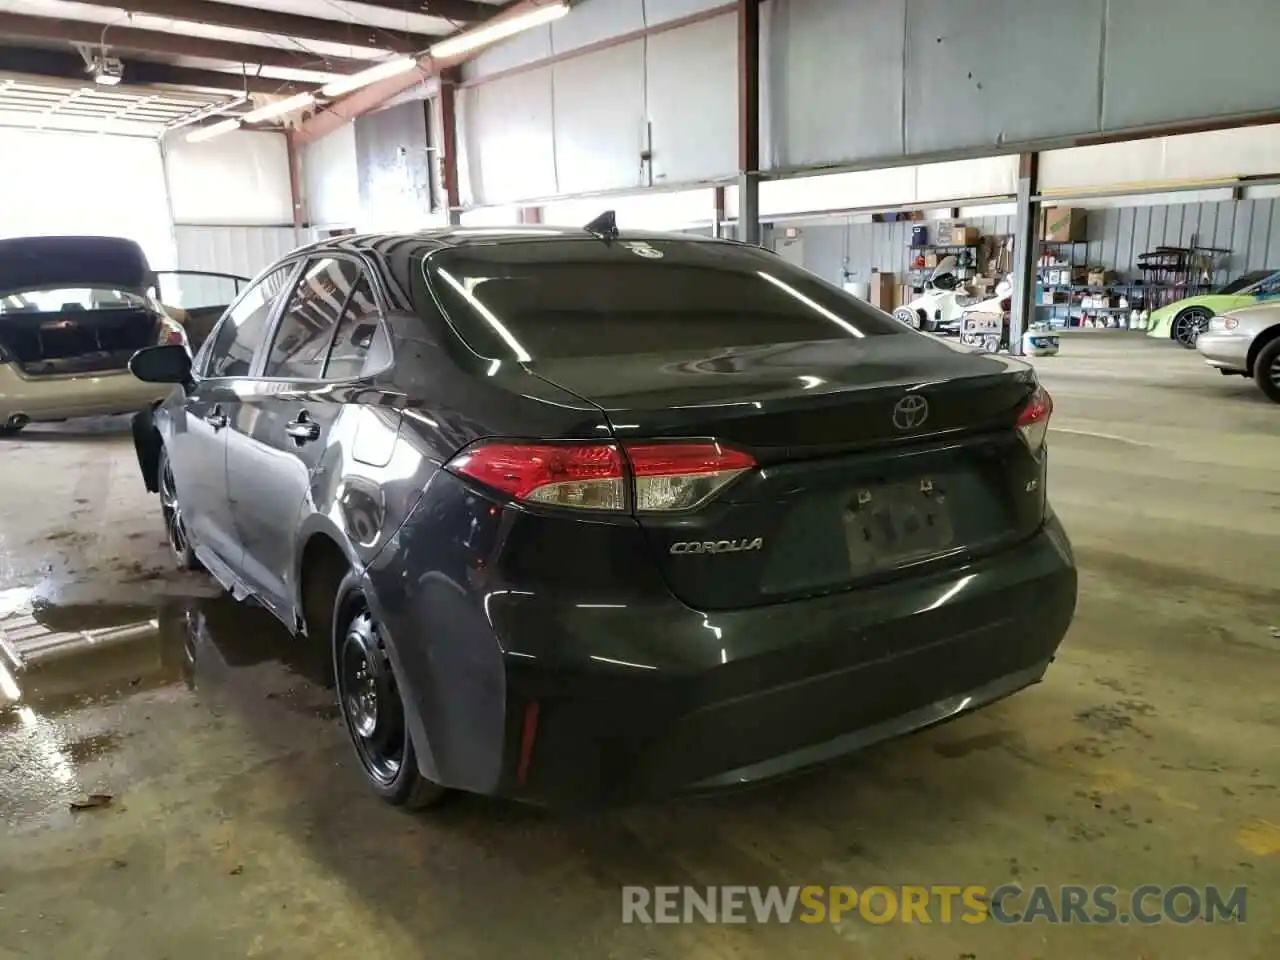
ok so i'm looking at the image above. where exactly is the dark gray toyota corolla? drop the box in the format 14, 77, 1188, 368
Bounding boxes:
128, 225, 1077, 809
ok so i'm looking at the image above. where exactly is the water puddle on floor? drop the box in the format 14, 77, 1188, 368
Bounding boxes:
0, 588, 339, 828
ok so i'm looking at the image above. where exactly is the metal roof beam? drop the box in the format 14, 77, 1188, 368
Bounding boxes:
0, 12, 367, 74
68, 0, 440, 56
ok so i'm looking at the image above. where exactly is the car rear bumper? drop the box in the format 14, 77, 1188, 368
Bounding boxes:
1195, 332, 1250, 372
0, 364, 170, 424
369, 501, 1077, 807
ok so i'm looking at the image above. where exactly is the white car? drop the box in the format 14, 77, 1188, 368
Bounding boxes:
894, 256, 982, 334
0, 236, 242, 437
1196, 300, 1280, 403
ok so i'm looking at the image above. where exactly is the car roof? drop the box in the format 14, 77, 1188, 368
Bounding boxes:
288, 226, 728, 261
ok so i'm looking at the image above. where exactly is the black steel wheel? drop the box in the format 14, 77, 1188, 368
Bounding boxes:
158, 447, 199, 570
1253, 337, 1280, 404
1172, 308, 1212, 349
334, 599, 446, 808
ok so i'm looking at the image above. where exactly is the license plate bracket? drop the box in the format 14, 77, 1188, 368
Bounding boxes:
842, 478, 955, 574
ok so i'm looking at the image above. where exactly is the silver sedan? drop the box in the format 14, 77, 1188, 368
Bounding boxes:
1196, 301, 1280, 403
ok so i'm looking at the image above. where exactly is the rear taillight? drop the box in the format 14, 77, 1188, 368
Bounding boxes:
625, 442, 755, 511
447, 443, 627, 510
446, 440, 756, 512
1016, 384, 1053, 453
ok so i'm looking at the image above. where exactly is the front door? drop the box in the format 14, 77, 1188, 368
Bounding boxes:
226, 256, 374, 622
175, 264, 295, 575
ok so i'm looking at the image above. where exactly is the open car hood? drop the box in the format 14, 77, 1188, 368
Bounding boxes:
0, 235, 153, 296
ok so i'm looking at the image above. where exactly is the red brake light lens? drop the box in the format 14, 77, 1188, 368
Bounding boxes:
1016, 384, 1053, 452
446, 440, 756, 512
448, 443, 627, 510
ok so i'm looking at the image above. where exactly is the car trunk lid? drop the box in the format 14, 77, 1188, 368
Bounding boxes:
527, 336, 1047, 609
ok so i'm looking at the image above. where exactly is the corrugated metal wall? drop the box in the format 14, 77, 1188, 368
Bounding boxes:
797, 214, 1017, 286
794, 199, 1280, 288
171, 226, 310, 310
353, 99, 437, 230
459, 4, 738, 205
457, 0, 1280, 194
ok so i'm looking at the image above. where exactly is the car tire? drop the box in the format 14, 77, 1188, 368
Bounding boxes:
333, 590, 447, 810
893, 308, 920, 329
1171, 308, 1212, 349
1253, 337, 1280, 403
157, 446, 200, 571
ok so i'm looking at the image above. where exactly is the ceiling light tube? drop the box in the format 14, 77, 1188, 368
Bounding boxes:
240, 92, 316, 124
429, 2, 570, 60
321, 57, 419, 99
186, 117, 241, 143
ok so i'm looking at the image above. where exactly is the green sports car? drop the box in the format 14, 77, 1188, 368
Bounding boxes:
1147, 270, 1280, 348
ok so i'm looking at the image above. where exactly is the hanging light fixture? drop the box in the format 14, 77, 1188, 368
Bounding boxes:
429, 2, 570, 60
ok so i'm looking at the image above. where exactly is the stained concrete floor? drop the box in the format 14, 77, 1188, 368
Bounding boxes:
0, 334, 1276, 959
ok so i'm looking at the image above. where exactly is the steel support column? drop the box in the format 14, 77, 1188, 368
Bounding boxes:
1010, 152, 1041, 356
737, 0, 761, 244
712, 186, 726, 238
439, 69, 462, 226
285, 132, 306, 240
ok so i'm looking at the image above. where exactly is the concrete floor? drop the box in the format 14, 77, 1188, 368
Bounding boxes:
0, 335, 1276, 959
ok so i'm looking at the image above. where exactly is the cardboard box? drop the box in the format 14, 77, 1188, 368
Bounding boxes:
1041, 207, 1088, 242
936, 221, 980, 246
923, 252, 940, 269
1087, 268, 1117, 287
869, 271, 896, 311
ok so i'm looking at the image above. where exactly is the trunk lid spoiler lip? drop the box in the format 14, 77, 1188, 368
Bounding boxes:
0, 235, 154, 297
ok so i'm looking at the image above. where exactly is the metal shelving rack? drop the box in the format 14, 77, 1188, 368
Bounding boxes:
907, 243, 981, 293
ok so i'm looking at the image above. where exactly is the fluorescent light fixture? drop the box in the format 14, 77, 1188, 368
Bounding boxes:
186, 117, 241, 143
321, 57, 418, 99
240, 92, 316, 124
429, 2, 570, 60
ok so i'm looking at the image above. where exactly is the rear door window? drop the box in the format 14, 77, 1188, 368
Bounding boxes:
423, 238, 903, 360
263, 257, 362, 380
323, 276, 389, 380
205, 265, 295, 379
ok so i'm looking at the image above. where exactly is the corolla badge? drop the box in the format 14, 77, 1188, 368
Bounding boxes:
670, 538, 764, 555
892, 394, 929, 430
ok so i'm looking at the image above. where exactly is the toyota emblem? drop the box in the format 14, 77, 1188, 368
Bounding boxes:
892, 394, 929, 430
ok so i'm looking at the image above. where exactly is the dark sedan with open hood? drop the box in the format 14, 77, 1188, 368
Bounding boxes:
127, 224, 1077, 809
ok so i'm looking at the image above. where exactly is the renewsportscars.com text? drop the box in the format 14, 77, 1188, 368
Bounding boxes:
621, 884, 1247, 925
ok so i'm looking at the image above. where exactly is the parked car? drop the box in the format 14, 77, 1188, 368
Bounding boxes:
127, 225, 1077, 809
1145, 269, 1280, 348
0, 236, 243, 436
894, 256, 979, 334
1195, 300, 1280, 403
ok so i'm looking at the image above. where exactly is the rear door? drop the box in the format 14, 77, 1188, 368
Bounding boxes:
173, 263, 296, 576
225, 256, 380, 621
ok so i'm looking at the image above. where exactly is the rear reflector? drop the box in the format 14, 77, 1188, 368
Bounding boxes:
1016, 384, 1053, 452
446, 440, 756, 512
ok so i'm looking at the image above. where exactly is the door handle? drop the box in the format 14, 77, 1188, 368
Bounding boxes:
285, 415, 321, 443
204, 408, 227, 430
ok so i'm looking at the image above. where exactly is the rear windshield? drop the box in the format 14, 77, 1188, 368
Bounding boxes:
422, 238, 902, 360
0, 286, 147, 315
1218, 271, 1274, 294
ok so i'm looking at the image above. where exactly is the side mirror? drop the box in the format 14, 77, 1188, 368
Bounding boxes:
130, 344, 192, 385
